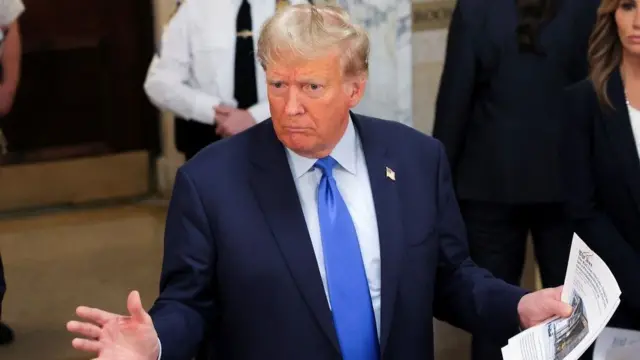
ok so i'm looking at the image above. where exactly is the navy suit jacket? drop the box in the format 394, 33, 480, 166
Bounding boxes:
149, 113, 527, 360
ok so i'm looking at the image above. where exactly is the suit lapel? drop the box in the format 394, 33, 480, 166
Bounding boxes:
351, 113, 405, 354
249, 121, 340, 352
603, 70, 640, 213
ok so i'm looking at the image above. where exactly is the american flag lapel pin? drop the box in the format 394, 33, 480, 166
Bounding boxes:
385, 167, 395, 181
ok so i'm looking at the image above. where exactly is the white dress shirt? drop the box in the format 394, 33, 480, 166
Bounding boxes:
144, 0, 308, 125
285, 118, 382, 337
0, 0, 24, 56
0, 0, 23, 27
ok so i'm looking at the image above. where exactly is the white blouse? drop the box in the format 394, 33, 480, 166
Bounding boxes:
627, 103, 640, 157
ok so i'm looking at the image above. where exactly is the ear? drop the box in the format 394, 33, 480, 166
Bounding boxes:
346, 74, 367, 108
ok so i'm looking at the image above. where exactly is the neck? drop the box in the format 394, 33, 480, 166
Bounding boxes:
621, 52, 640, 83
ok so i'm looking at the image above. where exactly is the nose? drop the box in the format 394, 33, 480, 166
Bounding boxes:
635, 8, 640, 28
284, 88, 304, 116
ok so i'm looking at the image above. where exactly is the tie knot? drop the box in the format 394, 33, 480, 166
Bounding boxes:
314, 156, 337, 178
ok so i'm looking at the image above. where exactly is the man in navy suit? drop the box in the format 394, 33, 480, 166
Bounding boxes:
66, 4, 572, 360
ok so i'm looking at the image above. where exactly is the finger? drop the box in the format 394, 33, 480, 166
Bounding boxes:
76, 306, 119, 326
216, 113, 229, 124
214, 108, 230, 117
67, 320, 102, 339
550, 300, 573, 317
222, 126, 234, 137
127, 290, 150, 324
215, 105, 234, 114
216, 124, 229, 137
553, 286, 564, 300
71, 337, 102, 353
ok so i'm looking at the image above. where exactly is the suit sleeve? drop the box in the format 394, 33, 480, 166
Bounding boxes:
432, 2, 477, 169
149, 168, 217, 359
563, 87, 640, 313
432, 141, 527, 341
143, 1, 222, 125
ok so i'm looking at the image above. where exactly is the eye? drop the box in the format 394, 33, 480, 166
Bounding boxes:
270, 81, 285, 89
621, 1, 636, 10
304, 83, 323, 91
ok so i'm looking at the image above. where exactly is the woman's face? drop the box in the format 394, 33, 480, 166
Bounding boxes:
616, 0, 640, 56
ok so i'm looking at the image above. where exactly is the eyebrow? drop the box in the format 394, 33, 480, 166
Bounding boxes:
267, 78, 327, 85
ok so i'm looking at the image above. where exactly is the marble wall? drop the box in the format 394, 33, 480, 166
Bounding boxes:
313, 0, 449, 132
411, 0, 454, 135
334, 0, 413, 127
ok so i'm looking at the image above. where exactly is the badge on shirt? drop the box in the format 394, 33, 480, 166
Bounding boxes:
276, 0, 290, 11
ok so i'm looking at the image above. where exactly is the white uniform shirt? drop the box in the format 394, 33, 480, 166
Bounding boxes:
0, 0, 24, 55
0, 0, 23, 26
144, 0, 308, 125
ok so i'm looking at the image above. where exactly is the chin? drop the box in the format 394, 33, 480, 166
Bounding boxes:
281, 136, 320, 157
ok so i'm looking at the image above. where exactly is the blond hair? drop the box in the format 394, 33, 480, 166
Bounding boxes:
588, 0, 623, 108
257, 4, 369, 77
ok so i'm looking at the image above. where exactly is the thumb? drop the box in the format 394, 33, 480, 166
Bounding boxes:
127, 290, 150, 323
549, 298, 573, 318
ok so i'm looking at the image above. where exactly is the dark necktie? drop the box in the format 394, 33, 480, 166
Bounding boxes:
234, 0, 258, 110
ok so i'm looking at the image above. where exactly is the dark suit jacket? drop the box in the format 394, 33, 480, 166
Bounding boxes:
564, 71, 640, 329
149, 113, 527, 360
433, 0, 599, 203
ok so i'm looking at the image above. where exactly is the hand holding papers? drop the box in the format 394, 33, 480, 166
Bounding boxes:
502, 234, 621, 360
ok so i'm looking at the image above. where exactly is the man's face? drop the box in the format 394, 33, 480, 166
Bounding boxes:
265, 50, 366, 158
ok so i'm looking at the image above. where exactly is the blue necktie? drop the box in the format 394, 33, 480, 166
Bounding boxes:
314, 156, 379, 360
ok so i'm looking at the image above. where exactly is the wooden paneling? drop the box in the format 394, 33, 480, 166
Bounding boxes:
0, 151, 150, 212
0, 0, 158, 210
1, 0, 159, 161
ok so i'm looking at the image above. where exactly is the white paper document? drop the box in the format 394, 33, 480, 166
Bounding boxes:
501, 233, 621, 360
592, 327, 640, 360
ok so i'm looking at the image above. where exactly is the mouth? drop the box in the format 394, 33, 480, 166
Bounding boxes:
627, 36, 640, 44
283, 126, 311, 134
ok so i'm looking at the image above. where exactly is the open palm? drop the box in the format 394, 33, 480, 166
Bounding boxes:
67, 291, 160, 360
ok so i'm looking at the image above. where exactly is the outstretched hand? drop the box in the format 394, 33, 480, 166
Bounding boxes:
67, 290, 160, 360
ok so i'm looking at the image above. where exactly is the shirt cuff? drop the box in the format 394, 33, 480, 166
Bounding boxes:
191, 93, 220, 125
247, 101, 271, 123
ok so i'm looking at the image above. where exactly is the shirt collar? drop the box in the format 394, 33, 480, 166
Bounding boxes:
286, 117, 358, 179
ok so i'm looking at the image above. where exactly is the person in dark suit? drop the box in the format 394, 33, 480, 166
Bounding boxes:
66, 5, 572, 360
564, 0, 640, 341
432, 1, 599, 358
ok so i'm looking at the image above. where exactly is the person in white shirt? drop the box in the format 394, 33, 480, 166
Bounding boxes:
0, 0, 24, 346
0, 0, 24, 117
144, 0, 310, 160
